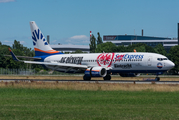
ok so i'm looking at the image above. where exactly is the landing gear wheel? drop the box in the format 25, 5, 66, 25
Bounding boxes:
103, 74, 111, 81
155, 77, 160, 81
83, 75, 91, 80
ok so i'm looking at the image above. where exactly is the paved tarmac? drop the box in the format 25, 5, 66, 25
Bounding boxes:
0, 79, 179, 84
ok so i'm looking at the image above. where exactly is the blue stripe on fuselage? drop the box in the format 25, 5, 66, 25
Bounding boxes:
55, 69, 167, 74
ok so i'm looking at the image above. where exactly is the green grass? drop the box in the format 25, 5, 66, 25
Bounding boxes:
0, 88, 179, 120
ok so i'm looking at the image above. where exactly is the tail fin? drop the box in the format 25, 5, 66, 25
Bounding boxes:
29, 21, 62, 56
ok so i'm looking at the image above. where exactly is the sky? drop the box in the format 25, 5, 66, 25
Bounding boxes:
0, 0, 179, 49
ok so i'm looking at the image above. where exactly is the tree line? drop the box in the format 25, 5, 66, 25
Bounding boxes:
0, 40, 43, 72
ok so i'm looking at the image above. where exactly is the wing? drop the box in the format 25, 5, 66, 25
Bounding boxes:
24, 61, 87, 69
8, 48, 88, 72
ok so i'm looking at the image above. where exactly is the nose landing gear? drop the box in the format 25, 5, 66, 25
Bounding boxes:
155, 75, 160, 81
155, 76, 160, 81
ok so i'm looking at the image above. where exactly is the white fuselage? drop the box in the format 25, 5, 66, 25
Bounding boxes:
43, 52, 174, 74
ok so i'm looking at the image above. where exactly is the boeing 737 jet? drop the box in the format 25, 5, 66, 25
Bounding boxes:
9, 21, 175, 81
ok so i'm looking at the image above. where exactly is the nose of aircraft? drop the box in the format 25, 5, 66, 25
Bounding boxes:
168, 60, 175, 69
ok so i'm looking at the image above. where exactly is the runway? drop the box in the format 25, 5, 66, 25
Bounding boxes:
0, 79, 179, 84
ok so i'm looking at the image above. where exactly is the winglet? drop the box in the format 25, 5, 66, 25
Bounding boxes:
8, 48, 20, 61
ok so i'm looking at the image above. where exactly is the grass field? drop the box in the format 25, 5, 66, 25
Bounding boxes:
0, 88, 179, 120
0, 75, 179, 119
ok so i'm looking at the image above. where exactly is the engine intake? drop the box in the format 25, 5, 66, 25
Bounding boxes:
84, 67, 107, 77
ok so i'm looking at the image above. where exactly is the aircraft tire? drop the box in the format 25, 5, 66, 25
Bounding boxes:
103, 74, 111, 81
156, 77, 160, 81
83, 75, 91, 81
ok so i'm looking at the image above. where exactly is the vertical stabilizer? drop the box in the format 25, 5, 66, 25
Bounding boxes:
29, 21, 61, 56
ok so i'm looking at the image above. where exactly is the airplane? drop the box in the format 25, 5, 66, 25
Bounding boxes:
9, 21, 175, 81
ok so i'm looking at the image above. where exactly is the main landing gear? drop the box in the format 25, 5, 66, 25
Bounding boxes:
103, 74, 111, 81
83, 75, 91, 80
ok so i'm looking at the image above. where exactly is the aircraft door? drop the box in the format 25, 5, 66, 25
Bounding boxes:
147, 56, 152, 66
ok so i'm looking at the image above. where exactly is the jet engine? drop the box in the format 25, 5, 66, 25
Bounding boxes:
120, 73, 140, 77
84, 67, 107, 77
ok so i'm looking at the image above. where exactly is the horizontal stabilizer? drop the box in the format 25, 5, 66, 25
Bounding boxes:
4, 55, 41, 60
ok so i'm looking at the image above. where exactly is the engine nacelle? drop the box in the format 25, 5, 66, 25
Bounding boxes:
84, 67, 107, 77
120, 73, 140, 77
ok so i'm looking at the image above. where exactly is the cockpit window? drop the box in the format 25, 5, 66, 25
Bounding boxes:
157, 58, 161, 61
157, 58, 168, 61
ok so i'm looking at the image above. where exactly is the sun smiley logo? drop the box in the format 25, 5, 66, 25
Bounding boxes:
32, 29, 48, 46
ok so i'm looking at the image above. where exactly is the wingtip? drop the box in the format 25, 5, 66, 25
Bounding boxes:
8, 48, 20, 61
8, 48, 12, 52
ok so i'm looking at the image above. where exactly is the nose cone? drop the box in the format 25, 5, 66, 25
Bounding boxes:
168, 60, 175, 69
